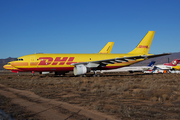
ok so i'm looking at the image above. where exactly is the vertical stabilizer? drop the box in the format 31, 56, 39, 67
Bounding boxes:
99, 42, 114, 54
164, 59, 180, 66
128, 31, 155, 55
148, 61, 156, 67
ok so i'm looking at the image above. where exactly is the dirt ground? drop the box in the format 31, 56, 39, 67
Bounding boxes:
0, 72, 180, 120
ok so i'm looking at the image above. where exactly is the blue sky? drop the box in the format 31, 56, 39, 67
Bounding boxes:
0, 0, 180, 58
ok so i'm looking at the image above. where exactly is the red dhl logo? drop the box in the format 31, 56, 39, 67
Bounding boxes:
38, 57, 77, 65
138, 45, 148, 48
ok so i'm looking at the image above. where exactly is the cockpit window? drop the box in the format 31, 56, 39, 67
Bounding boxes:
17, 58, 24, 61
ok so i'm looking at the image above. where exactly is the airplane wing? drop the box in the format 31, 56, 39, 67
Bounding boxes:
72, 55, 147, 68
71, 53, 171, 68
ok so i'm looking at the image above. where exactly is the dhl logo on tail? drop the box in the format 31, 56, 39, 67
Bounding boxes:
138, 45, 148, 48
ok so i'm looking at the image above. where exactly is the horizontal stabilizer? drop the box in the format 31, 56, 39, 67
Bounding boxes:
146, 53, 171, 59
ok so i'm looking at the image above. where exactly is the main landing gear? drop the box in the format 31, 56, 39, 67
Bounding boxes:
78, 70, 100, 77
92, 70, 100, 77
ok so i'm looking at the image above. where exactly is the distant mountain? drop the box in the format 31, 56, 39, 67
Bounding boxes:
0, 57, 17, 70
0, 52, 180, 70
132, 52, 180, 66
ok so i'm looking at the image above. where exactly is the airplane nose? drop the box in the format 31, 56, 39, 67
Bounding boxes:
3, 65, 13, 70
3, 65, 7, 69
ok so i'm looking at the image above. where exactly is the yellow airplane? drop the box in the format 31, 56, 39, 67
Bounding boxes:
5, 31, 170, 76
173, 65, 180, 70
3, 42, 114, 74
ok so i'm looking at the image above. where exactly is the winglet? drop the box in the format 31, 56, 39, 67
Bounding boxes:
99, 42, 114, 54
128, 31, 155, 55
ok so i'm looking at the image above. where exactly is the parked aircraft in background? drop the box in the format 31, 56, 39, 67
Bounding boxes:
172, 64, 180, 70
101, 61, 155, 73
144, 59, 180, 73
4, 31, 170, 76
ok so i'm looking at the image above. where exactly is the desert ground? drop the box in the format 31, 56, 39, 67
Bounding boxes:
0, 72, 180, 120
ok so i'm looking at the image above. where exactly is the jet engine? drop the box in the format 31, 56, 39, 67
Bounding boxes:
73, 64, 91, 75
41, 72, 50, 75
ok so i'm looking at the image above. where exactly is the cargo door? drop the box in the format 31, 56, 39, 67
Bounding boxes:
30, 56, 36, 66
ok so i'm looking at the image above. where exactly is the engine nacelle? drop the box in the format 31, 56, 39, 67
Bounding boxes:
73, 65, 90, 75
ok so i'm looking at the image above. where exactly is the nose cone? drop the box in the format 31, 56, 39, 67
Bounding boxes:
3, 65, 8, 69
3, 64, 13, 70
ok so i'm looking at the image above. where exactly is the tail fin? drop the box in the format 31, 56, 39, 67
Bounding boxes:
99, 42, 114, 54
148, 61, 156, 67
128, 31, 155, 55
164, 59, 180, 66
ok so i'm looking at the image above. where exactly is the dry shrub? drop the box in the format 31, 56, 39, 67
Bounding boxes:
111, 85, 117, 91
169, 94, 179, 101
107, 90, 118, 96
91, 83, 100, 89
130, 84, 141, 89
83, 78, 89, 84
91, 88, 105, 94
133, 89, 153, 100
70, 80, 81, 86
123, 91, 131, 98
93, 105, 103, 111
149, 82, 160, 90
135, 88, 174, 101
117, 84, 129, 92
117, 104, 131, 117
109, 109, 116, 113
162, 94, 169, 101
133, 82, 148, 89
105, 83, 111, 90
142, 89, 154, 99
132, 89, 143, 95
79, 86, 87, 91
152, 89, 172, 98
103, 106, 110, 112
102, 79, 110, 84
150, 96, 158, 102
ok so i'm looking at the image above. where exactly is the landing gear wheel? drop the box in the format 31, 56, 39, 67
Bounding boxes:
93, 74, 100, 77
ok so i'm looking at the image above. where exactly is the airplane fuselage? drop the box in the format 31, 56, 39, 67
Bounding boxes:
11, 53, 145, 72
